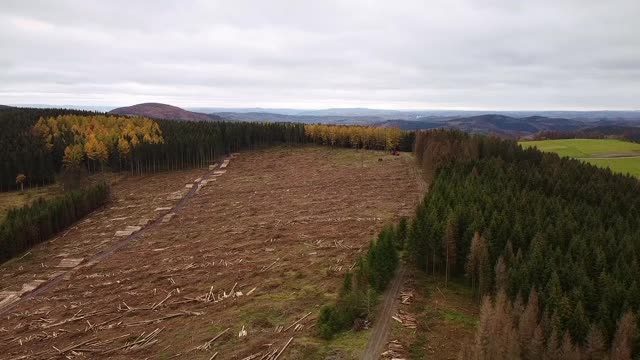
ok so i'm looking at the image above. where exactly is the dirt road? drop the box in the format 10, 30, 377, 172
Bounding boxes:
362, 263, 406, 360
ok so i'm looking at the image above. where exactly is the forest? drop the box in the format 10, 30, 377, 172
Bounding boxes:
0, 182, 110, 263
0, 107, 305, 192
409, 129, 639, 358
304, 124, 414, 152
0, 107, 99, 191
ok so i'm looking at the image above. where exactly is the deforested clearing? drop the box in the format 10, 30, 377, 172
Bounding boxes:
0, 146, 421, 359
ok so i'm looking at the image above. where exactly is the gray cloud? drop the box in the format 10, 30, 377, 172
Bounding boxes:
1, 0, 639, 109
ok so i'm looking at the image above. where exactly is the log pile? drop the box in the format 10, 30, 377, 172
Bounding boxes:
392, 310, 417, 329
115, 225, 142, 237
399, 288, 414, 305
162, 213, 177, 223
381, 339, 407, 360
56, 258, 84, 268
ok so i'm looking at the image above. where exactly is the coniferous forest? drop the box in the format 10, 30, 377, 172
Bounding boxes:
0, 182, 110, 263
0, 107, 99, 191
0, 106, 305, 192
409, 129, 639, 358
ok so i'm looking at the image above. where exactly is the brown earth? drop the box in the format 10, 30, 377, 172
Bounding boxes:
0, 146, 422, 359
385, 270, 479, 360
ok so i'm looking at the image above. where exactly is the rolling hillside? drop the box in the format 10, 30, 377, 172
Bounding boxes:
110, 103, 222, 122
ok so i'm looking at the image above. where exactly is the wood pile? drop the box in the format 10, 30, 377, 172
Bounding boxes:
392, 310, 417, 329
162, 213, 177, 223
115, 225, 142, 237
381, 339, 407, 359
399, 288, 414, 305
56, 258, 84, 268
220, 159, 230, 169
167, 189, 188, 200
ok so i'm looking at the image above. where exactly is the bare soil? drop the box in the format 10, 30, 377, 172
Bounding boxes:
0, 146, 422, 359
386, 270, 479, 360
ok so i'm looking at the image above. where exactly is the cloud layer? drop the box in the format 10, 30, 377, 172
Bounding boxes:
1, 0, 639, 109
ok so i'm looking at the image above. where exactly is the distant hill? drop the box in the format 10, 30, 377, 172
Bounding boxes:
213, 111, 386, 125
373, 119, 442, 130
374, 114, 584, 136
532, 124, 640, 142
110, 103, 221, 122
443, 114, 583, 136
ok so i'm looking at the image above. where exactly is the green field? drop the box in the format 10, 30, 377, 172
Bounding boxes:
519, 139, 640, 178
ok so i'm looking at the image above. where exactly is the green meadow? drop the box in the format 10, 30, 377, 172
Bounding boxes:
519, 139, 640, 178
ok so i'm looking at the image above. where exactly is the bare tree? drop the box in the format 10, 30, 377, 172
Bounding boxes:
610, 312, 636, 360
585, 324, 607, 360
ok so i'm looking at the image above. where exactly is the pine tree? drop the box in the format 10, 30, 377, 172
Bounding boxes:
585, 324, 607, 360
395, 217, 408, 250
444, 212, 459, 287
610, 312, 636, 360
495, 255, 508, 292
560, 331, 581, 360
476, 295, 494, 359
519, 288, 540, 359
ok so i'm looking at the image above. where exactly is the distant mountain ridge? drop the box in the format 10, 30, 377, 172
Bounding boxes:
373, 114, 587, 136
110, 103, 221, 122
102, 103, 640, 137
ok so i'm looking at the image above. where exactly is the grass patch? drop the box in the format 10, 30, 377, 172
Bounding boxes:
583, 158, 640, 178
0, 184, 62, 222
519, 139, 640, 177
440, 309, 478, 328
238, 303, 286, 329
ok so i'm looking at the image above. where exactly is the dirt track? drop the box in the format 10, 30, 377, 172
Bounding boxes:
0, 146, 422, 359
362, 264, 406, 360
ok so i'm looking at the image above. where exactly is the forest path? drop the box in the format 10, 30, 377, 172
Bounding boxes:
362, 263, 406, 360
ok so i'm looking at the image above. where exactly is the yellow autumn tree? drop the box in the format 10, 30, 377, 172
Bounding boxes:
34, 115, 163, 171
304, 124, 407, 151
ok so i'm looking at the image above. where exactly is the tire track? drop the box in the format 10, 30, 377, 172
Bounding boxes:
362, 264, 406, 360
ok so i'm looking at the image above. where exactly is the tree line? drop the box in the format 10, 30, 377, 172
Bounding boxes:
0, 106, 99, 191
0, 182, 110, 263
317, 221, 404, 339
408, 129, 639, 358
0, 106, 306, 191
531, 126, 640, 143
305, 124, 414, 152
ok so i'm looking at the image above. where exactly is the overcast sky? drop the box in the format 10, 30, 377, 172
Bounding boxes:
1, 0, 639, 110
